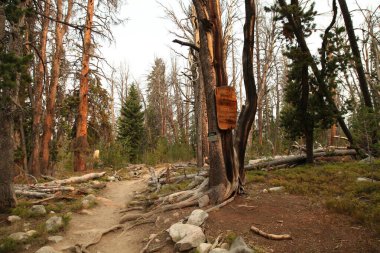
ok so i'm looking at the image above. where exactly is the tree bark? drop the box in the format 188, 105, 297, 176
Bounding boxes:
29, 0, 51, 177
41, 0, 73, 175
74, 0, 94, 172
337, 0, 373, 110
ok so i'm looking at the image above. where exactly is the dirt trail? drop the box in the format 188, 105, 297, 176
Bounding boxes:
53, 179, 148, 253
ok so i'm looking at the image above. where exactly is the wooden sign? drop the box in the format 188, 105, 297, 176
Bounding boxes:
215, 86, 237, 130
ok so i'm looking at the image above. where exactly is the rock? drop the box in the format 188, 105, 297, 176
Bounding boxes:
173, 212, 180, 218
26, 230, 38, 237
229, 236, 254, 253
198, 195, 210, 208
30, 205, 47, 216
187, 209, 209, 226
262, 189, 268, 193
91, 181, 106, 189
48, 235, 64, 243
35, 246, 62, 253
220, 243, 229, 249
45, 216, 64, 233
154, 238, 160, 243
9, 232, 28, 241
268, 186, 284, 192
163, 218, 171, 224
197, 243, 212, 253
168, 223, 206, 251
7, 215, 21, 223
107, 176, 116, 182
50, 211, 55, 214
82, 194, 96, 209
209, 248, 229, 253
79, 209, 94, 215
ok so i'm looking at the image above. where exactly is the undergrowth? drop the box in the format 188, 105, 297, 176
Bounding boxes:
246, 160, 380, 233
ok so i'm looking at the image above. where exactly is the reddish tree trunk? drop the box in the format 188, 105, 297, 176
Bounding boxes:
40, 0, 73, 175
29, 0, 50, 177
74, 0, 94, 172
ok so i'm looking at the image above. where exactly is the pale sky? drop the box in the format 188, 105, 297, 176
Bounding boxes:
101, 0, 379, 84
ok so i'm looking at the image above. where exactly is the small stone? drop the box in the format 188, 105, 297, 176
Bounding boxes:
50, 211, 55, 214
45, 216, 64, 233
173, 212, 180, 218
220, 243, 229, 249
163, 218, 171, 224
268, 186, 284, 192
198, 195, 210, 208
35, 246, 62, 253
154, 238, 160, 243
24, 244, 31, 250
229, 236, 254, 253
187, 209, 209, 226
48, 235, 64, 243
30, 205, 47, 216
91, 181, 106, 189
26, 230, 37, 237
209, 248, 229, 253
107, 176, 116, 182
197, 243, 212, 253
7, 215, 21, 223
79, 209, 94, 215
149, 234, 157, 240
9, 232, 28, 241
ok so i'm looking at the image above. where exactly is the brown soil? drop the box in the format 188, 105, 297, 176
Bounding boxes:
205, 183, 380, 253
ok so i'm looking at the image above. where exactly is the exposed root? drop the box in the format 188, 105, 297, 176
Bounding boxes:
84, 224, 124, 249
119, 206, 145, 213
205, 194, 235, 213
139, 233, 158, 253
250, 225, 292, 240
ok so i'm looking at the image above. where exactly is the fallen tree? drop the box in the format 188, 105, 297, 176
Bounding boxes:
245, 149, 356, 170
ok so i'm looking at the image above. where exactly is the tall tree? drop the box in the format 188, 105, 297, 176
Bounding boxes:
0, 0, 31, 209
192, 0, 257, 203
40, 0, 73, 175
74, 0, 95, 171
117, 84, 145, 162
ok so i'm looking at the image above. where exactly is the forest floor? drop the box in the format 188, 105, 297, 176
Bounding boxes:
2, 160, 380, 253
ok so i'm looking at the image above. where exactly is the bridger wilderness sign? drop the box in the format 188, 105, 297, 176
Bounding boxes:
215, 86, 237, 130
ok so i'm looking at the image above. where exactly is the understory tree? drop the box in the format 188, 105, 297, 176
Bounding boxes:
118, 83, 145, 162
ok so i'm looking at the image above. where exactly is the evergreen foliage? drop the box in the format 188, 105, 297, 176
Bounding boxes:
117, 83, 145, 162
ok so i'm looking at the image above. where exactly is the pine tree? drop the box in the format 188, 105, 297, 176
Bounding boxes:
117, 83, 145, 162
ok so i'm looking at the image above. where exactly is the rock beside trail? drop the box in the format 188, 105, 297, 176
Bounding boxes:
35, 246, 62, 253
7, 215, 21, 223
230, 236, 254, 253
82, 194, 96, 209
187, 209, 209, 226
26, 230, 38, 237
209, 248, 229, 253
9, 232, 29, 241
48, 235, 64, 243
31, 205, 47, 216
197, 243, 212, 253
45, 216, 63, 232
168, 223, 206, 251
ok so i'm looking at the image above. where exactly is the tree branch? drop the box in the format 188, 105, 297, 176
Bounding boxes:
172, 39, 200, 52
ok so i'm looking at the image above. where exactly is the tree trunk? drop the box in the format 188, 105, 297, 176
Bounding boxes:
41, 0, 73, 175
337, 0, 373, 110
74, 0, 94, 172
29, 0, 50, 177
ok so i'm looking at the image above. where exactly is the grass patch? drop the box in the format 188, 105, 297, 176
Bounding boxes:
246, 160, 380, 233
158, 179, 192, 196
0, 238, 22, 253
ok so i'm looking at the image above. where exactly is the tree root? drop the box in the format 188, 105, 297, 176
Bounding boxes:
250, 225, 292, 240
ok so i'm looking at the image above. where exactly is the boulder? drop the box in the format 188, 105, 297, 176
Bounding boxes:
168, 223, 206, 251
187, 209, 209, 226
35, 246, 62, 253
229, 236, 254, 253
209, 248, 228, 253
7, 215, 21, 223
48, 236, 64, 243
45, 216, 64, 233
30, 205, 47, 216
197, 243, 212, 253
9, 232, 28, 241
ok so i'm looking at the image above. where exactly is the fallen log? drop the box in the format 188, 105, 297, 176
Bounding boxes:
37, 172, 106, 186
245, 149, 356, 170
15, 190, 53, 198
148, 171, 208, 187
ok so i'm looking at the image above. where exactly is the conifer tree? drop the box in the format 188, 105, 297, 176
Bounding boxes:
117, 84, 145, 162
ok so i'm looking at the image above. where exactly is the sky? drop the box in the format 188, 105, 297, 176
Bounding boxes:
101, 0, 379, 85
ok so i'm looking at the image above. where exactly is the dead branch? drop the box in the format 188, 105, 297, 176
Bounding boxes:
172, 39, 200, 52
38, 172, 106, 186
250, 225, 292, 240
15, 190, 53, 198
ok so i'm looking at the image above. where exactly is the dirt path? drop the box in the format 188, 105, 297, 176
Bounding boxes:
53, 179, 148, 253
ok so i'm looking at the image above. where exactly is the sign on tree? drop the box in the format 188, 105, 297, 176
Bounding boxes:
215, 86, 237, 130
